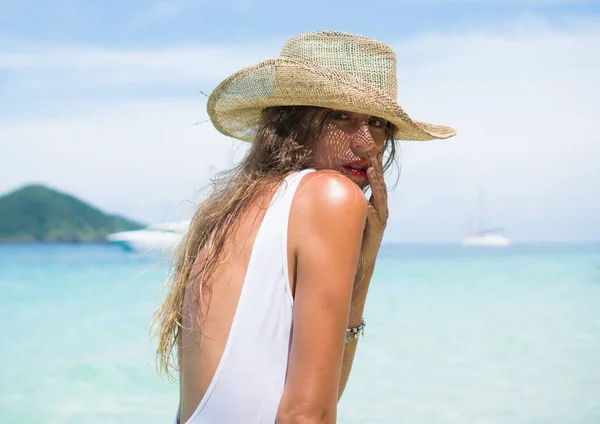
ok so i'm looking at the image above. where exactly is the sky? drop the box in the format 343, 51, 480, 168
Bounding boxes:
1, 0, 599, 243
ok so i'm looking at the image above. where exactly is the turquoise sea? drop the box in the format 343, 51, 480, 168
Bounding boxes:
1, 243, 599, 423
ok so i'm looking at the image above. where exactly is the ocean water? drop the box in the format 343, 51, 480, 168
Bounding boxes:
1, 243, 599, 423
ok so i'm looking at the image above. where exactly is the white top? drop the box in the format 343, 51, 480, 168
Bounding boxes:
176, 169, 314, 424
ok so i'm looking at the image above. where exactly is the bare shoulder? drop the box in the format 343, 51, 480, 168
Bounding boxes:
288, 170, 368, 255
294, 170, 367, 217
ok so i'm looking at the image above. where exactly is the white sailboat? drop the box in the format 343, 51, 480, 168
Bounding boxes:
107, 221, 190, 254
461, 229, 512, 247
461, 190, 512, 247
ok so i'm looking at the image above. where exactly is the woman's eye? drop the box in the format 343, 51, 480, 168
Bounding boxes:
333, 111, 349, 120
370, 118, 387, 129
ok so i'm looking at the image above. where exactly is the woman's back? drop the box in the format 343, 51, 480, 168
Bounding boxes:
155, 29, 456, 424
177, 170, 314, 424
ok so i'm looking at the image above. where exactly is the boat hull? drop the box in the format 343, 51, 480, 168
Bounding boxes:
107, 230, 182, 254
461, 234, 512, 247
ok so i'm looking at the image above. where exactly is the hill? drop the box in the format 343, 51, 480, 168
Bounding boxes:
0, 184, 145, 243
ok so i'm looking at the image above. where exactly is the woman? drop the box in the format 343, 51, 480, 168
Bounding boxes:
154, 30, 455, 424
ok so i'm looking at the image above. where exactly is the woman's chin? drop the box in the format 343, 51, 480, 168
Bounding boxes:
345, 174, 369, 190
339, 168, 368, 188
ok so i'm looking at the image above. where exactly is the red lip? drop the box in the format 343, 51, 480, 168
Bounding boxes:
341, 160, 369, 180
342, 160, 369, 170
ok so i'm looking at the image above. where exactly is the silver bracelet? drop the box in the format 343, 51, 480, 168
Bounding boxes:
345, 318, 366, 344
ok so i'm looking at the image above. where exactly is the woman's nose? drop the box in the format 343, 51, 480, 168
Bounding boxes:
350, 123, 377, 157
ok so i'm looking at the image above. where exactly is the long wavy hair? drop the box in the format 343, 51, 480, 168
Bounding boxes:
153, 105, 399, 379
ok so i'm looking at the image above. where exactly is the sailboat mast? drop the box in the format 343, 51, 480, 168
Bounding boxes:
478, 188, 486, 232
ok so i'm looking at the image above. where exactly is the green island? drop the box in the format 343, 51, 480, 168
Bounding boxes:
0, 184, 145, 243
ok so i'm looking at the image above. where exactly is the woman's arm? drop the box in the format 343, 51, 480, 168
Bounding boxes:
338, 152, 389, 399
276, 171, 367, 424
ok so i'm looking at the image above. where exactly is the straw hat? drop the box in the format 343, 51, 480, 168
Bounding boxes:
207, 30, 456, 142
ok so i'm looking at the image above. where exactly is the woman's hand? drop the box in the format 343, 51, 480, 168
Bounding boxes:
362, 152, 388, 266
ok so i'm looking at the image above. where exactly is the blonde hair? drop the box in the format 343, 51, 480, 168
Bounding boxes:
152, 106, 398, 379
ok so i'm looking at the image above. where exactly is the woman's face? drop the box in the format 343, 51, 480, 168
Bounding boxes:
313, 110, 388, 189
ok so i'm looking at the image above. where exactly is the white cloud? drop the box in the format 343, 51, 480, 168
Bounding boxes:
390, 24, 600, 231
0, 100, 248, 224
0, 43, 278, 92
1, 19, 599, 241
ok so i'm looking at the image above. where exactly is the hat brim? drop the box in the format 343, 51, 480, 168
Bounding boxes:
207, 57, 456, 142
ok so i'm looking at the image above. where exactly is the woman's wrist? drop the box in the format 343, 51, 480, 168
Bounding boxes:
345, 318, 366, 343
353, 261, 375, 292
349, 267, 373, 322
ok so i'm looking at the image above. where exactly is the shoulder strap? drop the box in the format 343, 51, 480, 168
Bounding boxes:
266, 169, 315, 224
265, 169, 315, 305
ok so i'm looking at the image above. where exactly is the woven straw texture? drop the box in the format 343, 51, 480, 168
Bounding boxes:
207, 31, 456, 142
